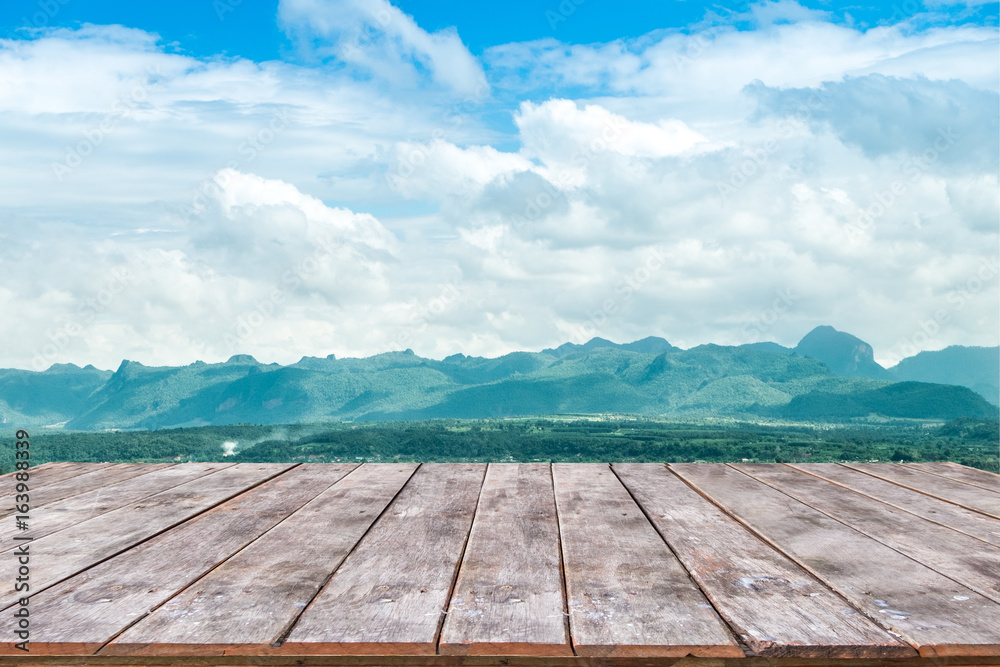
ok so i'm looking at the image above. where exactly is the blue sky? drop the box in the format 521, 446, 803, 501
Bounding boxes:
2, 0, 996, 59
0, 0, 997, 370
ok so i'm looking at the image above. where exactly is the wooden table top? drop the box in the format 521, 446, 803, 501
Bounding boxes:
2, 461, 999, 666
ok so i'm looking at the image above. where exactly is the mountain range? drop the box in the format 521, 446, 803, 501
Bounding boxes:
1, 326, 996, 430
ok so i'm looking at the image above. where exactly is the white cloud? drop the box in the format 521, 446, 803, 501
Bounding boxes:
485, 19, 999, 110
0, 8, 996, 371
385, 141, 533, 199
278, 0, 487, 97
747, 74, 999, 168
747, 0, 833, 25
516, 99, 711, 164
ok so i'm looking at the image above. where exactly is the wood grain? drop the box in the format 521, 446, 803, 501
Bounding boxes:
671, 463, 1000, 658
0, 460, 63, 480
613, 463, 913, 659
0, 463, 231, 549
2, 464, 356, 656
0, 463, 293, 611
1, 462, 998, 663
787, 463, 1000, 547
553, 463, 742, 658
841, 463, 1000, 519
18, 464, 175, 513
281, 463, 486, 656
440, 464, 570, 657
906, 462, 1000, 493
0, 461, 70, 485
105, 463, 417, 656
0, 462, 115, 518
734, 464, 1000, 604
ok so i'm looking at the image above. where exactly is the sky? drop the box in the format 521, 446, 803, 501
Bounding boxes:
0, 0, 997, 371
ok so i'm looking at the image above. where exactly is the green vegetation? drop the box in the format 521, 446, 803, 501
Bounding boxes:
3, 417, 997, 473
890, 345, 1000, 405
770, 382, 1000, 421
2, 336, 996, 430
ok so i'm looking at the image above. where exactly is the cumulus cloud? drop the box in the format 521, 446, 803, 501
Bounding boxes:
384, 141, 533, 200
747, 74, 999, 169
0, 4, 997, 371
516, 99, 711, 163
485, 17, 998, 108
278, 0, 487, 96
0, 169, 404, 370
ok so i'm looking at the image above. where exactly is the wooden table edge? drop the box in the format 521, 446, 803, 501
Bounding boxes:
750, 643, 918, 660
439, 642, 575, 656
572, 644, 746, 658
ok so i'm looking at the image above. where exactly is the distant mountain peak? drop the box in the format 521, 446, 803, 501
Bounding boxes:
620, 336, 678, 354
43, 362, 82, 373
225, 354, 259, 364
543, 336, 676, 358
114, 359, 146, 376
795, 326, 891, 380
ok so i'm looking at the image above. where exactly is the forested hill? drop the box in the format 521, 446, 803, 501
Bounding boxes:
1, 327, 997, 430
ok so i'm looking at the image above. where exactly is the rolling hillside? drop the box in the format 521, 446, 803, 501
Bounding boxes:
889, 346, 999, 406
1, 329, 996, 429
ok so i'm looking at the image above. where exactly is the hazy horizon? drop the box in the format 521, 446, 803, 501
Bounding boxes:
7, 326, 1000, 375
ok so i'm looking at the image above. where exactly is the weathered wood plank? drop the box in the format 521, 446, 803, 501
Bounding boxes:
671, 463, 1000, 658
16, 463, 175, 514
553, 463, 742, 658
613, 463, 914, 659
0, 462, 115, 518
842, 463, 1000, 519
735, 464, 1000, 604
6, 657, 1000, 667
105, 463, 417, 657
788, 464, 1000, 547
0, 461, 65, 482
0, 464, 357, 656
7, 462, 109, 486
440, 464, 570, 657
281, 463, 486, 656
0, 463, 228, 549
0, 463, 293, 611
906, 462, 1000, 493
